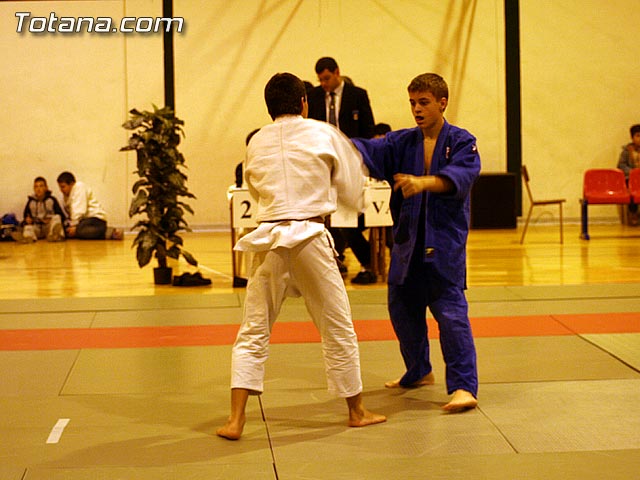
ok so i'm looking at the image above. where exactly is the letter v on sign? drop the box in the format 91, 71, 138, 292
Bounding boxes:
364, 185, 393, 227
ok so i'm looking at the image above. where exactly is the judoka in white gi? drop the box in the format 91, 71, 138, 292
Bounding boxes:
217, 73, 386, 440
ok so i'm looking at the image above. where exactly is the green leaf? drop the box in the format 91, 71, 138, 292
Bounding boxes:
122, 105, 197, 269
131, 179, 149, 194
129, 190, 149, 217
136, 242, 153, 268
182, 250, 198, 266
167, 245, 180, 259
179, 202, 194, 215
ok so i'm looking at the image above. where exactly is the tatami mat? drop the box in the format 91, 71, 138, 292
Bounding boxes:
0, 311, 94, 330
91, 307, 244, 328
0, 467, 25, 480
2, 350, 79, 396
475, 336, 640, 383
469, 296, 640, 317
0, 292, 241, 314
582, 333, 640, 370
61, 346, 232, 395
275, 450, 640, 480
1, 282, 639, 479
263, 387, 513, 458
24, 465, 277, 480
41, 403, 271, 470
479, 380, 640, 452
1, 392, 273, 470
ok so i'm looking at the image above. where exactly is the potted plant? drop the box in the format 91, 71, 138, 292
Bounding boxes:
121, 105, 197, 284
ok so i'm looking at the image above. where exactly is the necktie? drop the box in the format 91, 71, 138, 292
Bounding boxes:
328, 92, 337, 126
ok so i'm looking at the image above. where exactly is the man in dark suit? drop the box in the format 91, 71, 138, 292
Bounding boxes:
307, 57, 375, 139
308, 57, 377, 284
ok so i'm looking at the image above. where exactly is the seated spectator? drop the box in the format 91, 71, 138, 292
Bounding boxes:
617, 124, 640, 225
18, 176, 66, 242
56, 171, 123, 240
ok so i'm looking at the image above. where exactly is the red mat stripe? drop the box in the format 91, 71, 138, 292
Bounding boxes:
0, 313, 638, 351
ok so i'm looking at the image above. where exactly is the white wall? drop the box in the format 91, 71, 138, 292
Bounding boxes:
1, 0, 638, 229
173, 0, 506, 228
1, 1, 128, 225
520, 0, 640, 221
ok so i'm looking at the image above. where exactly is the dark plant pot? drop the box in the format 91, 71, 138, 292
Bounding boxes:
153, 267, 173, 285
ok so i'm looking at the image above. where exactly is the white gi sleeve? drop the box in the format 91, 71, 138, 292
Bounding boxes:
330, 130, 367, 212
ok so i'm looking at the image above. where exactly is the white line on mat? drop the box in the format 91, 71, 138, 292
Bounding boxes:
46, 418, 70, 444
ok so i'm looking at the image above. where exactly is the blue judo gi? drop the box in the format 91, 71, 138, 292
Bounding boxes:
353, 121, 480, 396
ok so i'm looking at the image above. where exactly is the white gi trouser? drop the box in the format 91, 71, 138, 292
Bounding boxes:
231, 221, 363, 398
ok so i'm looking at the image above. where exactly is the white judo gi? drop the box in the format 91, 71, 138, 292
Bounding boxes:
231, 115, 367, 398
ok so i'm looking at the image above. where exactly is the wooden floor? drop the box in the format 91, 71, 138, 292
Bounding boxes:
1, 222, 640, 299
1, 222, 640, 479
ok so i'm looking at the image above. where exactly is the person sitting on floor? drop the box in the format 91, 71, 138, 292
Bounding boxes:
14, 176, 66, 242
57, 171, 123, 240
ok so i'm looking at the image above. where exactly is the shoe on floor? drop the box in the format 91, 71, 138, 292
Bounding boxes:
351, 270, 377, 285
173, 272, 212, 286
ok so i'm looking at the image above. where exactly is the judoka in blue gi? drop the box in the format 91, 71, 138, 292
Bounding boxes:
352, 73, 480, 412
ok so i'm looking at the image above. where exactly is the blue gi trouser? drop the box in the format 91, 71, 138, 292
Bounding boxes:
387, 262, 478, 397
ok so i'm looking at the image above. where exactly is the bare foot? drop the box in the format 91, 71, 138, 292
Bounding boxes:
348, 408, 387, 428
217, 388, 250, 440
442, 389, 478, 413
346, 393, 387, 427
384, 371, 435, 389
216, 416, 245, 440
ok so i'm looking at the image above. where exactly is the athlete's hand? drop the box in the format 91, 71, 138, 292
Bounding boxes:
393, 173, 426, 198
393, 173, 454, 197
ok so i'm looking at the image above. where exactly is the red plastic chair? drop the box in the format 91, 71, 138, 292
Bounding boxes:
629, 168, 640, 204
580, 169, 630, 239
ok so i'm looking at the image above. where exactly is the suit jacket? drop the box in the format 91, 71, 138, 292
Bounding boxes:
307, 82, 375, 139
